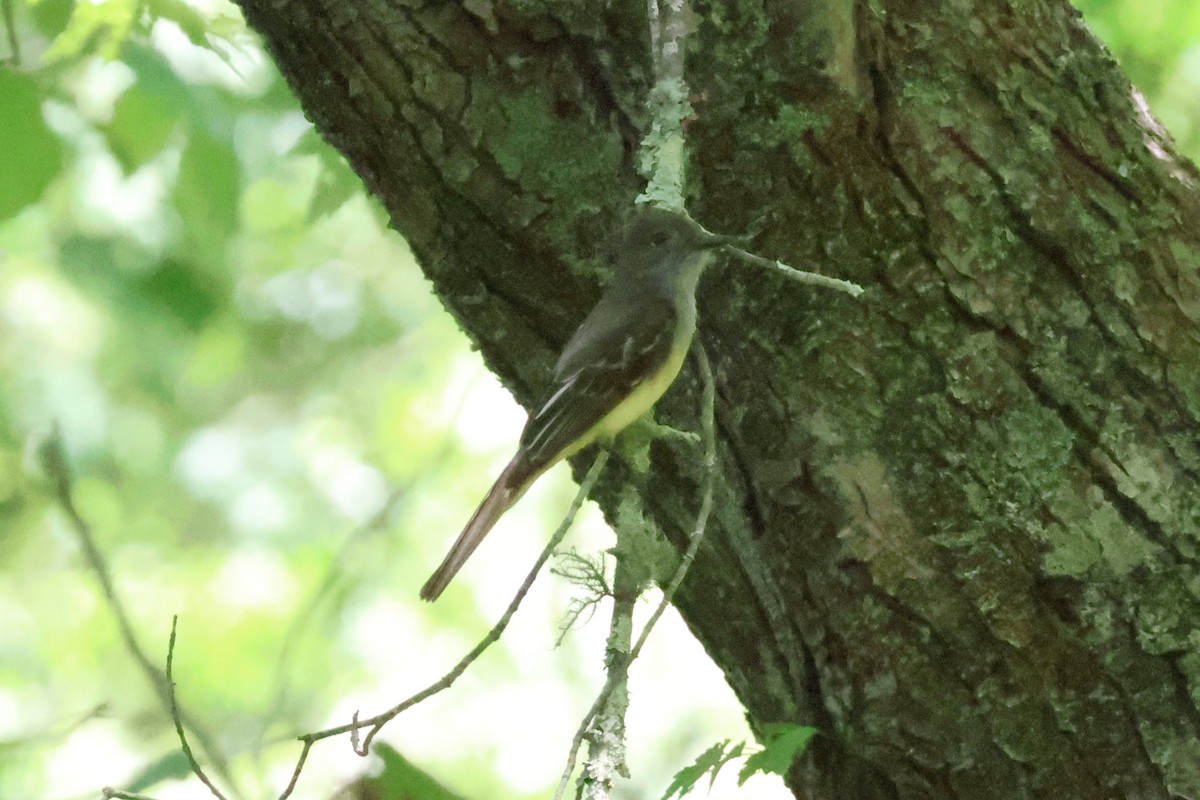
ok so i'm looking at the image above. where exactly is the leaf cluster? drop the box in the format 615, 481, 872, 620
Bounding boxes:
662, 724, 817, 800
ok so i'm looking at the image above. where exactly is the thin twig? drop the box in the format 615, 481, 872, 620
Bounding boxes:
102, 790, 160, 800
552, 549, 610, 646
719, 243, 865, 297
637, 0, 692, 209
259, 371, 477, 761
167, 617, 230, 800
659, 0, 688, 82
612, 17, 711, 789
629, 341, 719, 659
276, 451, 611, 800
645, 0, 661, 76
0, 703, 106, 750
576, 554, 637, 800
2, 0, 20, 66
554, 342, 720, 800
39, 427, 242, 798
555, 675, 613, 800
257, 487, 403, 748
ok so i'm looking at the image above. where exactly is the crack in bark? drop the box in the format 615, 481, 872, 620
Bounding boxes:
1164, 652, 1200, 741
938, 125, 1164, 371
1107, 621, 1177, 798
1051, 126, 1143, 205
929, 126, 1200, 544
555, 24, 645, 171
354, 6, 610, 392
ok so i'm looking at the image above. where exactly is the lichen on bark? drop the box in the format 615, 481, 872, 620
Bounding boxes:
235, 0, 1200, 796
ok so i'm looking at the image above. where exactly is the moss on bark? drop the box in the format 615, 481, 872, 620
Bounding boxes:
236, 0, 1200, 796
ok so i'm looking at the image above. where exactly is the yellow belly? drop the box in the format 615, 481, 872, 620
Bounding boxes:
597, 343, 689, 436
558, 337, 691, 462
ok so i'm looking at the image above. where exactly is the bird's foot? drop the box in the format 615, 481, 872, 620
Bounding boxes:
639, 419, 701, 444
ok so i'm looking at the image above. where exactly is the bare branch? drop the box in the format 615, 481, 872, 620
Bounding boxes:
101, 789, 160, 800
577, 555, 637, 799
637, 0, 693, 209
658, 0, 689, 82
552, 549, 611, 646
645, 0, 660, 77
719, 243, 865, 297
259, 378, 478, 760
257, 485, 405, 754
277, 451, 611, 800
166, 618, 230, 800
629, 341, 719, 657
554, 342, 720, 800
39, 426, 241, 798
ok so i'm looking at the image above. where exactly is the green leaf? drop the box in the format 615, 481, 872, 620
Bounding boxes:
146, 0, 245, 66
30, 0, 77, 40
0, 70, 64, 222
104, 46, 188, 172
173, 128, 241, 257
106, 85, 179, 172
57, 236, 223, 331
336, 743, 465, 800
124, 749, 193, 792
139, 257, 225, 331
661, 740, 744, 800
146, 0, 210, 49
243, 177, 304, 233
41, 0, 140, 61
737, 724, 817, 785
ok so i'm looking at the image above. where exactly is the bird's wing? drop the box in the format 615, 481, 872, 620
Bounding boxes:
519, 293, 678, 467
420, 296, 676, 602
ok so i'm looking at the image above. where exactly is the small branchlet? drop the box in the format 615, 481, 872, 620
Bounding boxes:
717, 241, 865, 297
552, 549, 612, 646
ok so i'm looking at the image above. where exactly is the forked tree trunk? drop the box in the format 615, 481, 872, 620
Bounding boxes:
235, 0, 1200, 797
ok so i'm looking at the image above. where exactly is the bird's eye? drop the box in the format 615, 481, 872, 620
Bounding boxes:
651, 231, 670, 247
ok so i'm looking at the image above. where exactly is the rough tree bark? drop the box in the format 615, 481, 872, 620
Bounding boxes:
233, 0, 1200, 798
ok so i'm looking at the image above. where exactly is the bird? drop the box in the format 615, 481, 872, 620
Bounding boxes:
420, 206, 728, 601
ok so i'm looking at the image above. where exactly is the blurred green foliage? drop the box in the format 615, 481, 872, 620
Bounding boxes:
0, 1, 1195, 799
0, 1, 502, 797
1077, 0, 1200, 155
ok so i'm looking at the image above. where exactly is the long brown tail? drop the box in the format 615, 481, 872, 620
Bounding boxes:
420, 455, 535, 601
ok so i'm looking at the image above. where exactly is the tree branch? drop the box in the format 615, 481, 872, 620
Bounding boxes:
39, 427, 241, 799
555, 342, 719, 800
276, 450, 611, 800
166, 617, 229, 800
2, 0, 19, 66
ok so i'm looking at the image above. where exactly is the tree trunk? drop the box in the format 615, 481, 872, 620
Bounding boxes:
234, 0, 1200, 797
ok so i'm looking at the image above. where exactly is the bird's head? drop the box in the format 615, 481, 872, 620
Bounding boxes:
608, 207, 730, 277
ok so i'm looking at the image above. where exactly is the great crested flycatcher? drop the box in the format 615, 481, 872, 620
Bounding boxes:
420, 207, 728, 601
